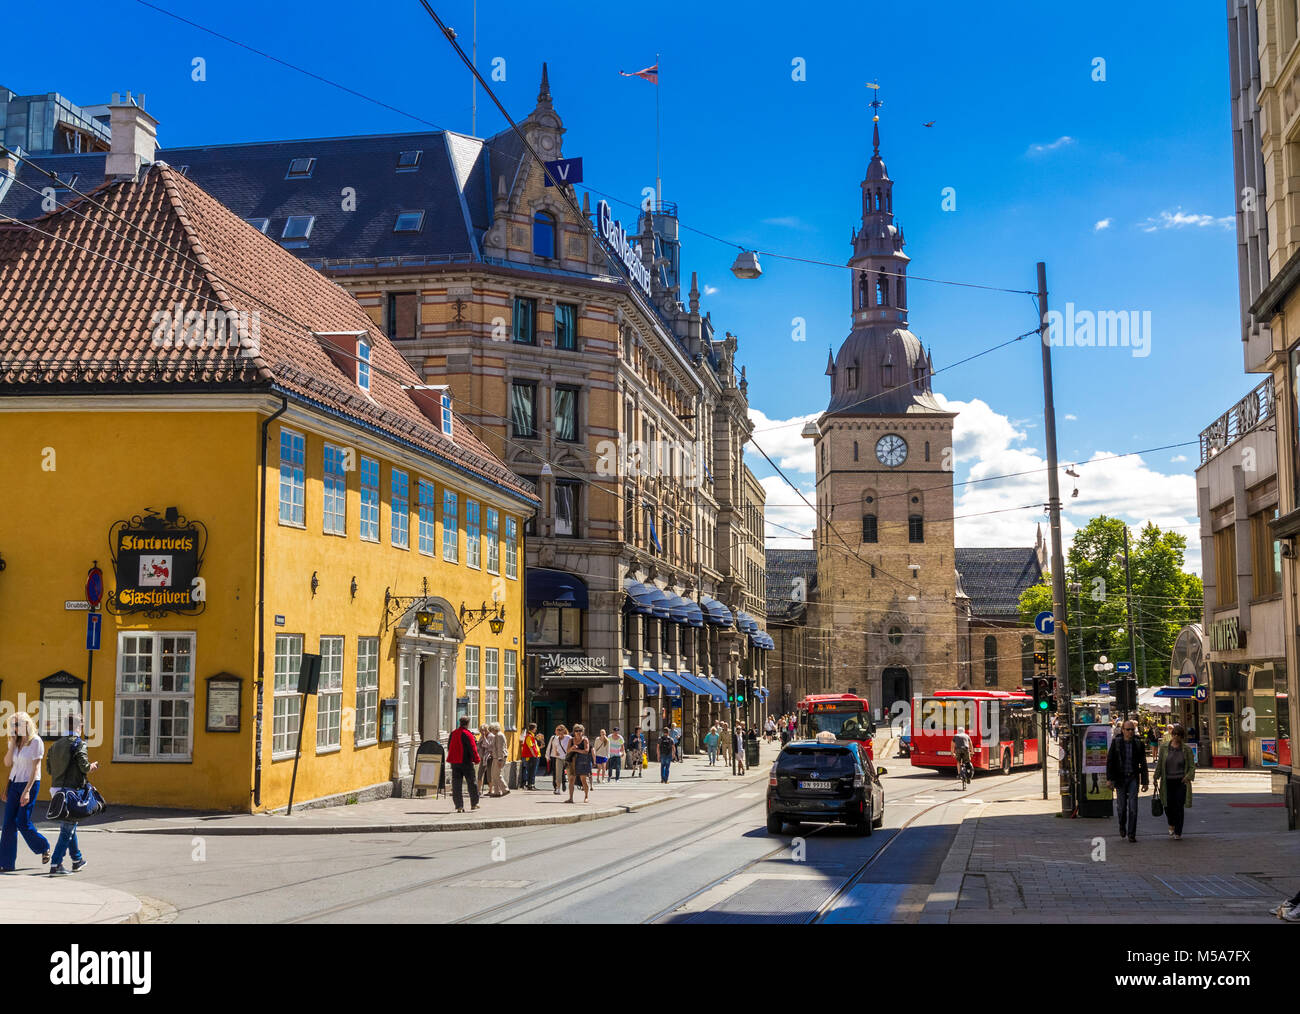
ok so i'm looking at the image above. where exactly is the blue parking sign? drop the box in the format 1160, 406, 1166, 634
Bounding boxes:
86, 612, 102, 651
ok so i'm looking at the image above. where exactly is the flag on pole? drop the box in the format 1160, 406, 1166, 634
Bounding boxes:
619, 63, 659, 85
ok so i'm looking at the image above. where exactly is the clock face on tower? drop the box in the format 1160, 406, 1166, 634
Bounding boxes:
875, 433, 908, 467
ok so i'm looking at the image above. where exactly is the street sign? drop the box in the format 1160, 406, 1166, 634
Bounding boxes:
1177, 673, 1195, 688
543, 157, 583, 187
1033, 611, 1055, 635
85, 612, 102, 652
85, 566, 104, 610
1116, 662, 1132, 674
1099, 683, 1110, 694
64, 600, 90, 611
1194, 685, 1209, 703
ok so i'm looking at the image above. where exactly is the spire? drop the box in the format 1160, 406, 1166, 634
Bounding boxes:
825, 347, 836, 376
689, 270, 700, 313
867, 80, 883, 154
538, 62, 551, 104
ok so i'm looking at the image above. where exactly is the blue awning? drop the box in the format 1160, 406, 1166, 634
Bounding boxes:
675, 671, 717, 699
695, 673, 727, 703
623, 668, 660, 696
683, 601, 705, 628
751, 631, 774, 650
700, 596, 733, 626
624, 579, 670, 618
661, 590, 692, 623
704, 676, 729, 697
645, 669, 681, 697
528, 568, 588, 609
1154, 687, 1197, 699
755, 686, 770, 699
736, 611, 759, 634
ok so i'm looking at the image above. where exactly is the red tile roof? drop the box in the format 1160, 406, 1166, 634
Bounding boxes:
0, 163, 537, 505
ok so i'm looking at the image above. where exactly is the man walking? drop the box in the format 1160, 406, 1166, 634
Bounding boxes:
447, 716, 481, 813
1106, 718, 1148, 842
607, 727, 625, 781
520, 723, 542, 789
46, 714, 96, 875
658, 727, 676, 783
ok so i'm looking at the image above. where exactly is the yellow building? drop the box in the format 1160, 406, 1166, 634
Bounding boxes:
0, 146, 537, 811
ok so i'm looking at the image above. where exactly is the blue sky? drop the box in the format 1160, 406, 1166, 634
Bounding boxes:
9, 0, 1230, 569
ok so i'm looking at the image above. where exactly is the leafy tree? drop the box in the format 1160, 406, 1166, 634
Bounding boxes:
1018, 516, 1202, 693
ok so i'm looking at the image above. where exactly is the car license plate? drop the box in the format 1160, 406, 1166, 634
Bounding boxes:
799, 780, 832, 791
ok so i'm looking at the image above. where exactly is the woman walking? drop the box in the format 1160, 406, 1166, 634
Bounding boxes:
703, 725, 720, 766
627, 729, 644, 777
2, 712, 50, 872
593, 730, 609, 784
1154, 723, 1196, 840
566, 724, 592, 803
547, 724, 570, 795
476, 724, 492, 792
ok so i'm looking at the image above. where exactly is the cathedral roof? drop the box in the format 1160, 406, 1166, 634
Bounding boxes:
954, 547, 1044, 621
825, 323, 947, 415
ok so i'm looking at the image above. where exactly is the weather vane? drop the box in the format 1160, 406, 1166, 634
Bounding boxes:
866, 80, 883, 122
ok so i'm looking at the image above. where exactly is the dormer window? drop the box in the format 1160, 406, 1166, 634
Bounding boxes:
357, 339, 371, 392
286, 157, 316, 179
283, 216, 315, 242
56, 172, 79, 188
394, 210, 425, 233
441, 392, 453, 436
533, 211, 557, 258
846, 364, 860, 389
396, 150, 422, 172
245, 218, 270, 234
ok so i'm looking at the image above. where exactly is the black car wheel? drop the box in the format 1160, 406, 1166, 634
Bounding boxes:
766, 813, 784, 834
855, 809, 873, 836
1001, 750, 1012, 776
872, 804, 884, 828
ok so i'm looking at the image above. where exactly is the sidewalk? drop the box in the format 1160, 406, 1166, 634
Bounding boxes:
81, 741, 780, 837
0, 871, 142, 924
922, 765, 1295, 923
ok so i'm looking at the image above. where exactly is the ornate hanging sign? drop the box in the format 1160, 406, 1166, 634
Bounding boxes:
106, 508, 207, 617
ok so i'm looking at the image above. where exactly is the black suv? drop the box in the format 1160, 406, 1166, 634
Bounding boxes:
766, 741, 885, 835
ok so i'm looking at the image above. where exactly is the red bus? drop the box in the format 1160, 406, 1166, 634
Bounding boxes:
909, 690, 1040, 775
797, 693, 875, 761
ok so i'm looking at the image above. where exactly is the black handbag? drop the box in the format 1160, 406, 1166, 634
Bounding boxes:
1151, 792, 1163, 818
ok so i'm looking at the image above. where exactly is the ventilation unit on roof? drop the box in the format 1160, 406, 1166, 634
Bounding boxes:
396, 150, 422, 171
285, 157, 316, 179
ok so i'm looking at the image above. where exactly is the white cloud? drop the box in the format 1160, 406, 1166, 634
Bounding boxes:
1094, 218, 1111, 231
1140, 208, 1233, 232
745, 408, 819, 476
703, 284, 719, 296
1064, 413, 1078, 421
1170, 454, 1188, 463
761, 216, 813, 230
1028, 135, 1075, 155
759, 474, 816, 550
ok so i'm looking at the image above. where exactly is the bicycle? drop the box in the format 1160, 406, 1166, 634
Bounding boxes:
956, 752, 973, 789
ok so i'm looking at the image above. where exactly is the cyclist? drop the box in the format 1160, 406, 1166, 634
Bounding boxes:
952, 727, 974, 785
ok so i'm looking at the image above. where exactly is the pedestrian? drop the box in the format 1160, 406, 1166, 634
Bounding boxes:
733, 724, 746, 775
780, 720, 791, 747
670, 722, 682, 762
627, 729, 643, 777
764, 716, 776, 743
1105, 718, 1148, 843
1154, 723, 1195, 840
1, 712, 50, 872
658, 726, 675, 783
566, 724, 592, 803
520, 723, 542, 789
46, 713, 97, 875
717, 721, 729, 765
547, 724, 570, 795
488, 722, 510, 796
607, 727, 625, 782
446, 715, 481, 814
703, 725, 720, 766
476, 724, 491, 791
593, 729, 609, 783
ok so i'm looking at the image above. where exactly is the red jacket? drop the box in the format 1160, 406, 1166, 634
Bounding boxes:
447, 726, 480, 765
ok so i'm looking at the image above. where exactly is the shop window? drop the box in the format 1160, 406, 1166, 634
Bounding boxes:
511, 381, 537, 438
554, 386, 579, 442
360, 457, 380, 542
387, 292, 419, 340
278, 428, 306, 526
513, 296, 537, 344
504, 516, 517, 579
527, 607, 582, 647
317, 636, 343, 751
355, 637, 379, 746
271, 633, 303, 758
442, 490, 459, 563
555, 302, 578, 350
464, 647, 480, 730
533, 211, 556, 258
984, 635, 998, 687
466, 500, 481, 569
504, 651, 518, 731
391, 468, 410, 549
323, 443, 347, 535
484, 648, 500, 726
555, 481, 580, 537
417, 478, 436, 555
116, 632, 195, 761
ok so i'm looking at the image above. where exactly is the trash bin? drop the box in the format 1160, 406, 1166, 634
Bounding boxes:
745, 732, 760, 768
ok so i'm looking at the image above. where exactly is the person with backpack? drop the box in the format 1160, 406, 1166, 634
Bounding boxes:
46, 713, 97, 875
447, 716, 481, 814
658, 727, 676, 783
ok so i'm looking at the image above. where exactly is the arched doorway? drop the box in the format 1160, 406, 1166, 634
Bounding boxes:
881, 667, 911, 719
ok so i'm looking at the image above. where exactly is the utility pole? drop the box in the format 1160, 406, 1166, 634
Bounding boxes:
1038, 262, 1074, 816
1122, 525, 1138, 719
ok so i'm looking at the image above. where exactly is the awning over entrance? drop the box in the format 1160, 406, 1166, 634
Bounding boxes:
703, 676, 729, 697
625, 579, 670, 618
690, 673, 727, 703
750, 631, 774, 650
736, 611, 759, 634
674, 670, 720, 700
1154, 687, 1197, 699
623, 668, 661, 696
645, 669, 681, 696
528, 569, 589, 609
661, 590, 692, 623
683, 600, 705, 628
700, 596, 733, 626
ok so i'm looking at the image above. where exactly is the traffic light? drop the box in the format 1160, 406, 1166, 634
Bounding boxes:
1114, 677, 1137, 712
1032, 677, 1051, 712
1033, 651, 1049, 669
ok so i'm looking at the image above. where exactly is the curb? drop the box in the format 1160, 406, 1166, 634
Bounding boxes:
95, 793, 677, 836
917, 800, 988, 924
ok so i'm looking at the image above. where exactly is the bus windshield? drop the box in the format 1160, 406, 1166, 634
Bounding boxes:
804, 709, 871, 741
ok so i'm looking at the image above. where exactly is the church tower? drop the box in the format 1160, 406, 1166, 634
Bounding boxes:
806, 91, 958, 720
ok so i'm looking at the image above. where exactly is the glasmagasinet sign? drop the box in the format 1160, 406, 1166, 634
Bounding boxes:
596, 200, 652, 298
111, 525, 203, 613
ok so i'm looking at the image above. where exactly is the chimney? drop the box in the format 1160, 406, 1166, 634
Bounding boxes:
105, 91, 159, 181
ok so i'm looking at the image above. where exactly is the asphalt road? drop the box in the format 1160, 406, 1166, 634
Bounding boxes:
68, 759, 1043, 923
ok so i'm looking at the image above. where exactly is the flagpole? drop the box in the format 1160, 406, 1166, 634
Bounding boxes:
655, 52, 661, 207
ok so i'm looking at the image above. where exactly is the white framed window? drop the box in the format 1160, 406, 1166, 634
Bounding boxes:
273, 634, 303, 758
115, 632, 195, 760
357, 339, 371, 391
466, 500, 481, 569
323, 443, 347, 535
504, 650, 518, 731
317, 636, 343, 751
486, 508, 500, 575
279, 428, 305, 526
505, 516, 518, 579
391, 468, 410, 548
441, 392, 454, 436
464, 646, 480, 729
417, 478, 436, 555
398, 654, 412, 738
442, 490, 459, 562
484, 648, 499, 726
360, 456, 380, 541
355, 637, 379, 746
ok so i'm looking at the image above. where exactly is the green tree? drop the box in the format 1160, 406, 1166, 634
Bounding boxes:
1018, 516, 1202, 693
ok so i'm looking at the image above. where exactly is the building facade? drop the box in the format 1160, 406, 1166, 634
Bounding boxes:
0, 121, 537, 811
